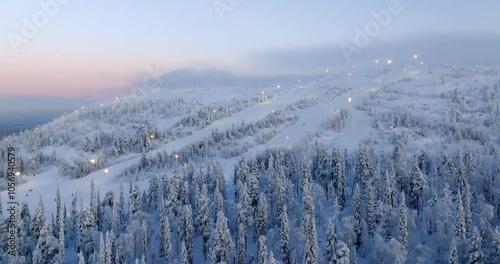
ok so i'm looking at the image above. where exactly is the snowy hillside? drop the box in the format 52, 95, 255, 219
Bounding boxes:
0, 64, 499, 263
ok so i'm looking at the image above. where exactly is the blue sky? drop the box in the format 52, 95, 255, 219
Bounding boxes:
1, 0, 499, 127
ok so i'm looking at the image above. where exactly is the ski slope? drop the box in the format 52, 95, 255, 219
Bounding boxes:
3, 67, 418, 216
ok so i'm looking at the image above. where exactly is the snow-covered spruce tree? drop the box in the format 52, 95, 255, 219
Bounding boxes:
32, 223, 59, 264
275, 167, 286, 228
463, 183, 472, 236
489, 227, 500, 264
236, 223, 246, 264
449, 237, 459, 264
326, 217, 337, 264
181, 241, 188, 264
409, 154, 426, 210
78, 251, 85, 264
79, 207, 98, 261
55, 186, 62, 238
398, 192, 408, 262
210, 211, 233, 263
303, 182, 318, 263
336, 240, 350, 264
141, 221, 149, 263
258, 235, 267, 264
237, 182, 252, 237
333, 148, 347, 208
455, 190, 466, 240
255, 192, 268, 241
99, 232, 105, 264
384, 160, 397, 208
57, 200, 65, 264
32, 196, 46, 240
265, 250, 276, 264
118, 181, 125, 232
353, 183, 362, 248
195, 183, 211, 260
130, 184, 142, 216
281, 205, 291, 264
366, 181, 376, 237
105, 231, 114, 264
393, 141, 408, 193
318, 147, 330, 195
468, 227, 484, 264
182, 204, 194, 263
159, 215, 173, 264
214, 180, 224, 216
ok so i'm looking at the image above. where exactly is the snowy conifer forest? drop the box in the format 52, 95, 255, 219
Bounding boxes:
0, 65, 499, 263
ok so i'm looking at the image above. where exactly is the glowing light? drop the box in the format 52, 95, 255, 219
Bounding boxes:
387, 60, 392, 64
374, 60, 379, 63
404, 69, 406, 72
414, 54, 418, 59
104, 168, 109, 174
420, 61, 424, 65
149, 134, 155, 139
348, 97, 352, 103
75, 110, 78, 113
81, 106, 84, 109
348, 73, 351, 76
62, 115, 64, 118
326, 69, 329, 72
378, 80, 381, 83
277, 84, 281, 88
15, 172, 20, 176
100, 103, 104, 106
213, 109, 216, 113
286, 136, 289, 140
116, 97, 119, 100
175, 154, 179, 159
261, 91, 265, 94
89, 159, 96, 164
